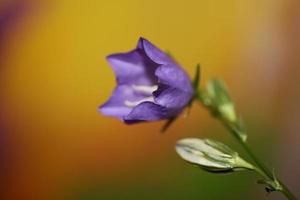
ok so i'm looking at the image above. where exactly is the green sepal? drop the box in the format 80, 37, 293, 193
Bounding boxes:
161, 117, 177, 133
193, 64, 201, 91
186, 64, 201, 113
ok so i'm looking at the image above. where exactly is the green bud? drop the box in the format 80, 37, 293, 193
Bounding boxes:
206, 79, 237, 122
199, 79, 247, 141
176, 138, 254, 173
219, 103, 237, 123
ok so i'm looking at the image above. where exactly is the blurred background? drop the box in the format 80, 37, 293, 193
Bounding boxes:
0, 0, 299, 199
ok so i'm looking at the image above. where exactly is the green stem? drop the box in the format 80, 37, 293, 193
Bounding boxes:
281, 182, 298, 200
222, 120, 272, 176
221, 119, 297, 200
196, 98, 297, 200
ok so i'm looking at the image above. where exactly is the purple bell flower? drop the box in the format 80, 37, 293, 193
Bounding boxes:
100, 38, 194, 123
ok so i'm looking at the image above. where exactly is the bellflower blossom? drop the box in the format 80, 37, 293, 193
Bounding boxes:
100, 38, 194, 123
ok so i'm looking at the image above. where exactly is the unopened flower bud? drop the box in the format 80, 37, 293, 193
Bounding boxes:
176, 138, 254, 173
206, 79, 237, 122
199, 79, 247, 141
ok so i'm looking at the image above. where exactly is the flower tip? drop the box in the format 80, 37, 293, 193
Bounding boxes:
98, 103, 108, 116
138, 37, 155, 50
138, 36, 146, 41
137, 37, 148, 47
105, 54, 116, 62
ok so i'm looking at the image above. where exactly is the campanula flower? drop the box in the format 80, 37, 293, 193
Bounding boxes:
100, 37, 194, 123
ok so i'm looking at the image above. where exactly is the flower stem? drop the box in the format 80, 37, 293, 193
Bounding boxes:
280, 183, 298, 200
196, 98, 297, 200
220, 119, 296, 200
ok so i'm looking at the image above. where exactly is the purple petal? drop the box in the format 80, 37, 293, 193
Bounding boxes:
155, 64, 193, 93
124, 102, 168, 122
101, 37, 194, 123
154, 85, 192, 111
99, 85, 147, 119
107, 48, 158, 86
139, 37, 175, 65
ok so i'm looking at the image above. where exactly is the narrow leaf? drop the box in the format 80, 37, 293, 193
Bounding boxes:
161, 117, 177, 133
193, 64, 201, 90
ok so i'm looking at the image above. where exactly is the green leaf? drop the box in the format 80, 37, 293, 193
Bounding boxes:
186, 64, 202, 114
161, 117, 177, 133
193, 64, 201, 91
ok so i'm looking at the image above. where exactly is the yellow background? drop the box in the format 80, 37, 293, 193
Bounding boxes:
1, 0, 299, 199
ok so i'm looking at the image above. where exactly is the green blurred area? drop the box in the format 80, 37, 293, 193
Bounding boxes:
66, 121, 279, 200
69, 160, 255, 200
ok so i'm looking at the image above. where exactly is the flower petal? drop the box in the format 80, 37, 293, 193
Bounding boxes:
124, 102, 168, 123
139, 37, 174, 65
155, 64, 193, 93
154, 85, 192, 111
99, 85, 147, 119
107, 49, 158, 85
101, 37, 194, 123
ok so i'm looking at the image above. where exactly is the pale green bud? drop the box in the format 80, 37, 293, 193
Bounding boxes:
176, 138, 254, 173
199, 79, 247, 141
219, 103, 237, 123
206, 79, 237, 122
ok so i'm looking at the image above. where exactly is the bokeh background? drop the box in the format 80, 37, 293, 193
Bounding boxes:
0, 0, 299, 199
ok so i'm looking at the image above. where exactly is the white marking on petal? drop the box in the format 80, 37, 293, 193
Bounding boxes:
124, 96, 155, 108
132, 85, 158, 95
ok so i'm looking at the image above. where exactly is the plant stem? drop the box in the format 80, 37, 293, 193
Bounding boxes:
280, 182, 298, 200
196, 99, 297, 200
221, 119, 297, 200
221, 120, 273, 177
